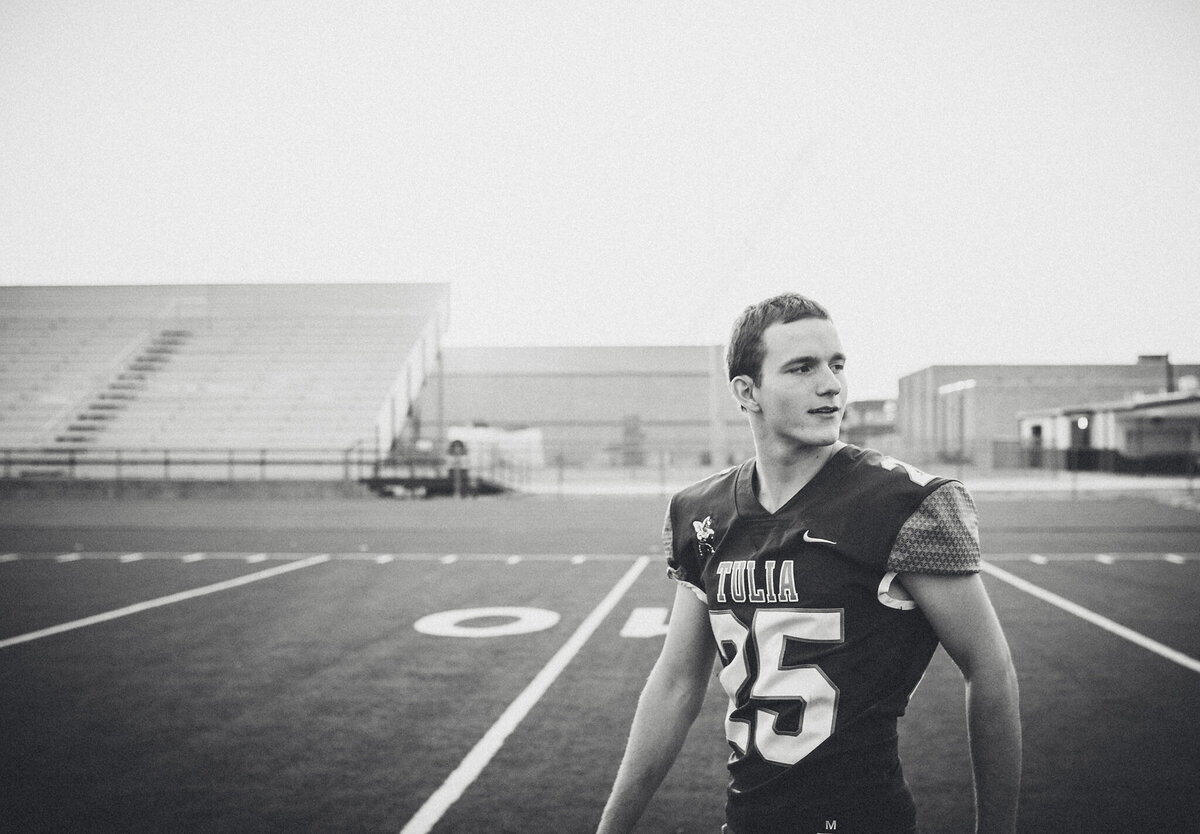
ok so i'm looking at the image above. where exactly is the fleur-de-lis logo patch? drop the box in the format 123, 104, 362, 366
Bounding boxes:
693, 515, 715, 558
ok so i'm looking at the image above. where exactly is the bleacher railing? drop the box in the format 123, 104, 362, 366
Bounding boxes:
0, 446, 379, 482
0, 445, 535, 493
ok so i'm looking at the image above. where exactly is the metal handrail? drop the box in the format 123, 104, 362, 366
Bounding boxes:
0, 444, 376, 482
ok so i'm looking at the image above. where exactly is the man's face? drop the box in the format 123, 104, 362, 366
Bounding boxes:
751, 317, 847, 448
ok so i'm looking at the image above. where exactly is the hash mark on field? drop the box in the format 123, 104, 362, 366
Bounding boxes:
571, 555, 587, 564
245, 553, 267, 563
0, 554, 18, 563
182, 553, 206, 562
505, 555, 522, 565
988, 553, 1200, 563
375, 554, 395, 564
56, 553, 81, 562
119, 552, 144, 563
440, 554, 458, 564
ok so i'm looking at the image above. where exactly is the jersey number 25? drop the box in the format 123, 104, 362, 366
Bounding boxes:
709, 609, 842, 766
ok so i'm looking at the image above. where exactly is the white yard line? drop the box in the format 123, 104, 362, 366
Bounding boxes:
981, 561, 1200, 674
0, 555, 330, 650
400, 555, 651, 834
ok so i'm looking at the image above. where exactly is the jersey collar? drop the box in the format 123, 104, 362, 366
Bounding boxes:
734, 444, 855, 518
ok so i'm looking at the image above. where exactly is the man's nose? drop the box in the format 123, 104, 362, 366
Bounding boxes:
816, 366, 842, 396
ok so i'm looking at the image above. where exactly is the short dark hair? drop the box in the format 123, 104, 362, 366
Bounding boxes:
725, 292, 831, 383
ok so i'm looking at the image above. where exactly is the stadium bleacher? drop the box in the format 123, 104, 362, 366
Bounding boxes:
0, 284, 449, 477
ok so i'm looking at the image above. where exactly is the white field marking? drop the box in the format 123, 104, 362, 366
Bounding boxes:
1095, 554, 1115, 565
980, 562, 1200, 674
987, 552, 1200, 562
414, 607, 560, 639
620, 607, 671, 638
1165, 553, 1186, 564
119, 552, 144, 563
0, 554, 18, 563
35, 551, 648, 564
329, 553, 643, 563
399, 555, 651, 834
0, 555, 330, 651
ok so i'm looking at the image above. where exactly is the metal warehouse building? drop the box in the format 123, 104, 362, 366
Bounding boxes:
897, 355, 1200, 469
1017, 389, 1200, 474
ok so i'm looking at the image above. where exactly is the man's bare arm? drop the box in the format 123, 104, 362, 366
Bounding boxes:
903, 572, 1022, 834
597, 584, 716, 833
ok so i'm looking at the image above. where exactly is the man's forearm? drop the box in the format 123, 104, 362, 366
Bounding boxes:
965, 662, 1022, 834
597, 672, 706, 833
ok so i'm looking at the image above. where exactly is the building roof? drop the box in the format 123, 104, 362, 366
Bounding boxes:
1018, 389, 1200, 419
442, 344, 723, 375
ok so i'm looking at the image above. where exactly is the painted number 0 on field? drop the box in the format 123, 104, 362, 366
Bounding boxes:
413, 607, 560, 638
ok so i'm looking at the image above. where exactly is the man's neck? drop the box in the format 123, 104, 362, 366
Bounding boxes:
753, 440, 844, 514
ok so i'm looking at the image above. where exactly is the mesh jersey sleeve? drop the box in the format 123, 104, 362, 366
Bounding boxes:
886, 481, 981, 574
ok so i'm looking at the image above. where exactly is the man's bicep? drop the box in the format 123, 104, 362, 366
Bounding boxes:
902, 572, 1012, 676
656, 583, 716, 684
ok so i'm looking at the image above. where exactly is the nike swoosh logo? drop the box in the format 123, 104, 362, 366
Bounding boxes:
802, 531, 837, 545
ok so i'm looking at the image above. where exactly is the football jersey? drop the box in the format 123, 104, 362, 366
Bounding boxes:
664, 444, 980, 833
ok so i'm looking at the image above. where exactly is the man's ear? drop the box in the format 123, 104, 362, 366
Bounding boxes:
730, 375, 761, 413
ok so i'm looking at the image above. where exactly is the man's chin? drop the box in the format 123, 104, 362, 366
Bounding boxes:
789, 429, 841, 448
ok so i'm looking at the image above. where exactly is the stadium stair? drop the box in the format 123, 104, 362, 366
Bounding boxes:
54, 329, 190, 447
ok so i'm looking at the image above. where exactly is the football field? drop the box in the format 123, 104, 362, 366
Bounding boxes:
1, 492, 1198, 833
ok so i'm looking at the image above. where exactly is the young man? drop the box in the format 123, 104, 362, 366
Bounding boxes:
597, 293, 1021, 833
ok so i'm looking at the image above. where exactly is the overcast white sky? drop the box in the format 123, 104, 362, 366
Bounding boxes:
2, 1, 1198, 399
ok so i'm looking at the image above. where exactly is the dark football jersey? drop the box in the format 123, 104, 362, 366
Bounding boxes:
664, 445, 980, 833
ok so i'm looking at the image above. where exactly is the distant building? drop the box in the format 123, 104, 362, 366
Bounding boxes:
840, 399, 897, 450
1017, 387, 1200, 474
429, 347, 1200, 474
897, 355, 1199, 468
427, 345, 752, 467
